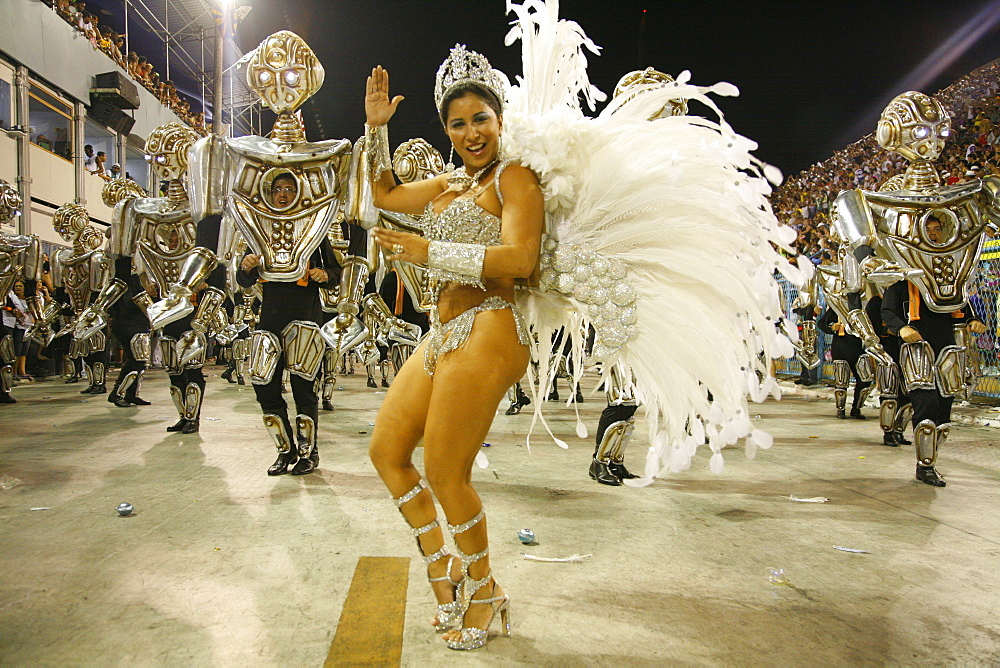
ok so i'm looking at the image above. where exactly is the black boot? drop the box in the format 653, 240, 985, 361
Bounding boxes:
849, 407, 866, 420
221, 367, 234, 383
182, 419, 200, 434
166, 419, 188, 432
609, 462, 639, 480
130, 397, 151, 406
291, 446, 319, 475
916, 465, 946, 487
574, 387, 584, 403
589, 458, 621, 486
505, 401, 522, 415
0, 392, 15, 404
90, 383, 107, 395
894, 432, 911, 445
882, 432, 901, 447
81, 384, 96, 395
836, 408, 847, 419
367, 375, 377, 388
113, 396, 135, 408
321, 400, 335, 412
237, 375, 245, 385
267, 451, 297, 476
381, 376, 390, 388
65, 373, 80, 384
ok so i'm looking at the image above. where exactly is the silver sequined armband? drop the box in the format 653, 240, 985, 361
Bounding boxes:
427, 240, 486, 280
366, 123, 391, 180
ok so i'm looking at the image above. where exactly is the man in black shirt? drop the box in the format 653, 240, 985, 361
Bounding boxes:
236, 173, 356, 476
881, 269, 987, 486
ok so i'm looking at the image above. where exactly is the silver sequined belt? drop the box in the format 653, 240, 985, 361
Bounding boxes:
423, 296, 530, 376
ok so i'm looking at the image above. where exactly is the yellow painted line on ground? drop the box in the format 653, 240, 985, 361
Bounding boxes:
325, 556, 409, 667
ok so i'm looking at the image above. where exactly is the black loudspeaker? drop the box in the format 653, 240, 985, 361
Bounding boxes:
88, 101, 136, 135
91, 71, 140, 110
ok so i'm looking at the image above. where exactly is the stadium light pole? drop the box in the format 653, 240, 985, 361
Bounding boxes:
211, 0, 233, 135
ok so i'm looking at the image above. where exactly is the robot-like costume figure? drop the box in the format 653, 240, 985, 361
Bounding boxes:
75, 177, 154, 408
0, 179, 40, 403
218, 31, 368, 476
833, 91, 999, 486
791, 271, 821, 373
814, 250, 874, 419
865, 281, 912, 447
49, 203, 113, 394
104, 123, 212, 431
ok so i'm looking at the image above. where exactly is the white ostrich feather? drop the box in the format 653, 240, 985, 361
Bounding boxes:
501, 0, 803, 481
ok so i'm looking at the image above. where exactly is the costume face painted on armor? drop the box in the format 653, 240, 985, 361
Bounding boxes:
877, 91, 951, 162
247, 31, 324, 115
53, 203, 92, 244
0, 179, 21, 223
144, 122, 198, 182
445, 93, 503, 171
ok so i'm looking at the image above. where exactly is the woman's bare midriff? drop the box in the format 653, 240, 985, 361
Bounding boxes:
436, 279, 516, 324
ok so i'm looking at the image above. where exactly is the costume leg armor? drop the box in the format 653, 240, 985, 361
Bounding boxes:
914, 419, 946, 487
321, 349, 336, 411
590, 418, 637, 485
851, 381, 872, 418
263, 413, 296, 476
110, 370, 139, 406
167, 383, 187, 432
248, 330, 281, 385
367, 362, 377, 388
380, 359, 391, 387
892, 404, 913, 444
833, 359, 850, 418
291, 414, 319, 475
0, 335, 14, 401
182, 382, 202, 433
504, 382, 531, 415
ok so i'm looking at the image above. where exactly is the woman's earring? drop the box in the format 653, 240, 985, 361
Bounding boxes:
445, 146, 455, 172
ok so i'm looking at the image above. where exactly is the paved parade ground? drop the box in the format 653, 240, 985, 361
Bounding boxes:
2, 367, 999, 666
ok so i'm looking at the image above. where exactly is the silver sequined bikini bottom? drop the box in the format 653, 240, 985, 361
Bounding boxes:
423, 296, 530, 376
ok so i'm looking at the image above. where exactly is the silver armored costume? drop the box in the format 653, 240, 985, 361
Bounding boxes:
206, 31, 368, 476
0, 179, 40, 402
103, 122, 212, 431
832, 91, 999, 486
49, 203, 113, 394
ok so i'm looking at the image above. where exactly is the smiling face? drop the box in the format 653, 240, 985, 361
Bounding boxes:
444, 93, 502, 172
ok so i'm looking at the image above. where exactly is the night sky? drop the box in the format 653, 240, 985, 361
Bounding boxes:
234, 0, 1000, 178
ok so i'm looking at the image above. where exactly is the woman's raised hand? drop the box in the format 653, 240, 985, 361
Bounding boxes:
365, 66, 404, 127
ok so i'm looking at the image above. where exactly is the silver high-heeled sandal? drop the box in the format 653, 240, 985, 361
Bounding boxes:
393, 480, 462, 632
445, 510, 512, 650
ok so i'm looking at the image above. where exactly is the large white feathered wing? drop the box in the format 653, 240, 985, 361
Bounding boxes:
502, 0, 805, 482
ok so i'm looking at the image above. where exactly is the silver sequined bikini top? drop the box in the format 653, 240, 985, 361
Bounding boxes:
420, 160, 513, 289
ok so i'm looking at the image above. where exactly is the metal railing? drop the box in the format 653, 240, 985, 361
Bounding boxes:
774, 242, 1000, 400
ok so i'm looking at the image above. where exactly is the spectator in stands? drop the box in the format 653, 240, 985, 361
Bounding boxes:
94, 151, 107, 176
83, 144, 97, 174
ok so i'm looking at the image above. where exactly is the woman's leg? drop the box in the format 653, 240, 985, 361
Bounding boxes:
369, 340, 458, 620
421, 310, 529, 642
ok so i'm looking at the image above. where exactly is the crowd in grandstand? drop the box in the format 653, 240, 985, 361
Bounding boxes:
771, 61, 1000, 261
44, 0, 206, 132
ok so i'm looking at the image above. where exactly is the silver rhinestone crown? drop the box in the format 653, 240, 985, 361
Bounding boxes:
433, 44, 506, 112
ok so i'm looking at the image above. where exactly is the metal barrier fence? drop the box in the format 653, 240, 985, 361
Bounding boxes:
773, 240, 1000, 401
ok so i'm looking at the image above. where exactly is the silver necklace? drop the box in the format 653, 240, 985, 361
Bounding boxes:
446, 158, 499, 191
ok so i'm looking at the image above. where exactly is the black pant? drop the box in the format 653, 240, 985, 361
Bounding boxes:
910, 388, 954, 427
594, 403, 639, 456
111, 318, 149, 400
833, 336, 871, 410
162, 316, 205, 418
253, 307, 321, 442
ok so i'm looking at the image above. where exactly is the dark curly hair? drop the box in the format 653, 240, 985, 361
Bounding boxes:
438, 81, 503, 126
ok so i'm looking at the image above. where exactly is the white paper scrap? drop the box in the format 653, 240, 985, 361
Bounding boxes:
789, 495, 830, 503
521, 553, 592, 563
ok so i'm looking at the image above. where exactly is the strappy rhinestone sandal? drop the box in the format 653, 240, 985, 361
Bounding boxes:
444, 509, 512, 650
393, 480, 462, 631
